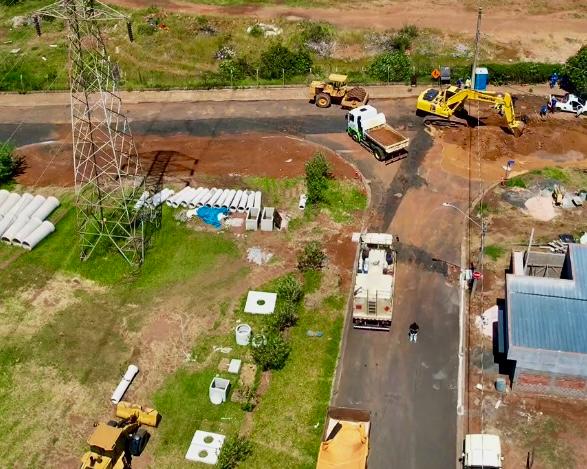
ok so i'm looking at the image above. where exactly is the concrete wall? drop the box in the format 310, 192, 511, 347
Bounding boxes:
514, 368, 587, 398
508, 345, 587, 377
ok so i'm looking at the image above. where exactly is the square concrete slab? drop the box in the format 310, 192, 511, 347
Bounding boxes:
228, 358, 241, 374
185, 430, 225, 464
244, 291, 277, 315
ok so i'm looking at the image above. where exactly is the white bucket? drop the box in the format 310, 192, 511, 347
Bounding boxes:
235, 324, 251, 346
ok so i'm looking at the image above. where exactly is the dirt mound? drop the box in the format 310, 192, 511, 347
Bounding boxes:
524, 196, 556, 221
15, 133, 357, 187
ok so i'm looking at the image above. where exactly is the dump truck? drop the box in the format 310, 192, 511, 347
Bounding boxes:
549, 93, 585, 115
352, 232, 396, 331
316, 407, 371, 469
461, 434, 503, 469
347, 105, 409, 161
309, 74, 369, 109
80, 402, 160, 469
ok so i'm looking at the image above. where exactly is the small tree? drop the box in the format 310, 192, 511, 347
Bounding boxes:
217, 437, 253, 469
267, 301, 298, 332
368, 51, 411, 82
259, 44, 312, 79
276, 274, 304, 304
305, 153, 331, 204
562, 46, 587, 97
298, 241, 327, 272
0, 143, 25, 184
250, 332, 291, 371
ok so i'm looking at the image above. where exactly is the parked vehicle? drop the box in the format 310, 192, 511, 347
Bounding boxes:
461, 434, 503, 469
549, 93, 586, 115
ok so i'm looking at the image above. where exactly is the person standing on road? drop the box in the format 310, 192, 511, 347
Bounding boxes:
408, 322, 420, 343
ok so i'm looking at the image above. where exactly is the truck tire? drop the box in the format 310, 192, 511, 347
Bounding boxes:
316, 93, 331, 108
373, 146, 386, 161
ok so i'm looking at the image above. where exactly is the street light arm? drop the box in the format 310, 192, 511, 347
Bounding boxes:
441, 202, 484, 231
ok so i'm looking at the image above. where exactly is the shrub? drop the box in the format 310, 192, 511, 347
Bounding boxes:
266, 302, 298, 332
0, 143, 25, 184
484, 244, 505, 261
248, 24, 264, 38
305, 153, 331, 204
368, 51, 411, 82
385, 25, 419, 52
259, 44, 312, 79
219, 58, 255, 81
276, 274, 304, 304
250, 332, 291, 371
506, 176, 526, 188
562, 46, 587, 97
298, 241, 327, 272
299, 21, 333, 44
217, 436, 253, 469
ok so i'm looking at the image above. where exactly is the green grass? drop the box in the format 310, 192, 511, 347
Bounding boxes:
244, 176, 302, 207
322, 180, 367, 224
303, 269, 322, 294
531, 167, 570, 184
484, 244, 505, 261
505, 176, 527, 188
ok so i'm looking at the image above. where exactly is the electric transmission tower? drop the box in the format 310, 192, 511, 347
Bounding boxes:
33, 0, 159, 265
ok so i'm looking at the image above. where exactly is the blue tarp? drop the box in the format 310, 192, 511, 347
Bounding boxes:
195, 206, 229, 229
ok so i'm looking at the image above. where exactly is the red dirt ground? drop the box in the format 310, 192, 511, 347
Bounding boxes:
15, 133, 357, 187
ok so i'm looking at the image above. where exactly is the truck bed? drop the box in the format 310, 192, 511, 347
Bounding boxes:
366, 124, 409, 153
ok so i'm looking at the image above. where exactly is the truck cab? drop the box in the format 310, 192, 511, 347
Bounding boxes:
462, 434, 503, 469
347, 105, 379, 140
551, 93, 585, 115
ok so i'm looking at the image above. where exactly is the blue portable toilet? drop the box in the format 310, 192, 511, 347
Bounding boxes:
474, 67, 489, 91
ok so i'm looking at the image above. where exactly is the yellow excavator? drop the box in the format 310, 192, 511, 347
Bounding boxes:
416, 86, 525, 136
80, 402, 160, 469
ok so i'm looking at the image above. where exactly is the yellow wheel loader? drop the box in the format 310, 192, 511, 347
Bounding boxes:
416, 86, 525, 136
79, 402, 160, 469
309, 74, 369, 109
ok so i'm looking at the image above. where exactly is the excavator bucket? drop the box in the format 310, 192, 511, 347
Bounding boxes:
116, 401, 160, 427
511, 120, 525, 137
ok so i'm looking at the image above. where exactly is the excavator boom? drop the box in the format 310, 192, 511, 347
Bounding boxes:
417, 86, 524, 136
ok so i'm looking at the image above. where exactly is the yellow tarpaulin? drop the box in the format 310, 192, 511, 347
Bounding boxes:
316, 422, 369, 468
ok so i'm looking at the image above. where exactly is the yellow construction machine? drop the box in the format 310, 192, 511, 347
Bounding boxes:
80, 402, 160, 469
416, 86, 525, 136
309, 74, 369, 109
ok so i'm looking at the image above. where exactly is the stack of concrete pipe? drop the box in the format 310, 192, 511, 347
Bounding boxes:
165, 186, 262, 213
0, 190, 60, 250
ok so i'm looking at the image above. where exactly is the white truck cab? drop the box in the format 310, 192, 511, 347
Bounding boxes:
462, 434, 503, 469
551, 93, 585, 115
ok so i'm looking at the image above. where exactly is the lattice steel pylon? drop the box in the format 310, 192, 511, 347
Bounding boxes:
33, 1, 159, 265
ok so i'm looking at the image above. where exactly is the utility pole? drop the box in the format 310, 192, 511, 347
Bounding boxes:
470, 7, 483, 90
33, 0, 160, 266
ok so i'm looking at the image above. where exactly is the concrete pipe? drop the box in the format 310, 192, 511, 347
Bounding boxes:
5, 193, 32, 219
206, 188, 223, 207
235, 324, 252, 346
168, 186, 192, 207
199, 188, 217, 207
180, 187, 198, 207
111, 364, 139, 404
237, 191, 249, 212
222, 190, 237, 209
134, 191, 150, 210
214, 189, 230, 208
0, 192, 19, 216
0, 215, 15, 238
31, 196, 59, 221
22, 220, 55, 250
187, 187, 206, 208
0, 189, 9, 208
12, 217, 42, 245
245, 191, 255, 210
253, 191, 262, 209
2, 215, 29, 243
194, 189, 211, 208
150, 188, 175, 207
230, 190, 243, 212
21, 195, 46, 219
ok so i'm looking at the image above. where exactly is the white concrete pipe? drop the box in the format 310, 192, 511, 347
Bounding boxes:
2, 215, 29, 243
12, 217, 42, 245
168, 186, 192, 207
230, 190, 243, 212
0, 192, 20, 216
31, 196, 59, 221
237, 191, 249, 212
134, 191, 149, 210
298, 194, 307, 210
5, 193, 32, 219
194, 189, 211, 208
180, 187, 199, 207
0, 190, 9, 208
214, 189, 230, 208
187, 187, 206, 208
245, 191, 255, 210
235, 324, 252, 346
111, 364, 139, 404
199, 188, 217, 207
253, 191, 262, 209
150, 188, 175, 207
222, 190, 237, 209
206, 188, 223, 207
0, 215, 15, 237
22, 221, 55, 250
20, 195, 46, 219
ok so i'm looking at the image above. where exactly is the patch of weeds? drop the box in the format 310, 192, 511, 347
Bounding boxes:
532, 167, 570, 183
217, 436, 253, 469
476, 202, 495, 217
323, 293, 345, 310
322, 180, 367, 223
484, 244, 505, 261
303, 269, 322, 294
516, 416, 574, 468
506, 176, 527, 188
298, 241, 327, 272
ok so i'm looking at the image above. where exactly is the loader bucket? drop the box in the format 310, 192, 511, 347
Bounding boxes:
116, 401, 160, 427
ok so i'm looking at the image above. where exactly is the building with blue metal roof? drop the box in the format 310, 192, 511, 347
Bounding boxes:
502, 244, 587, 397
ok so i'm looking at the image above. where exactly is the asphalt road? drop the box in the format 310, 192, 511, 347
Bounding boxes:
0, 98, 463, 469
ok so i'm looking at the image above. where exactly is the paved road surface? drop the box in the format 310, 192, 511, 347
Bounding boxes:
0, 97, 468, 469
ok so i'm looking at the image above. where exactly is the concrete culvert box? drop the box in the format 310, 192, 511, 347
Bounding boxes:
246, 208, 261, 231
261, 207, 275, 231
209, 377, 230, 405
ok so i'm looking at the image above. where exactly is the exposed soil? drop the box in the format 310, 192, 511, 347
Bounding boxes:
369, 126, 406, 147
15, 133, 357, 188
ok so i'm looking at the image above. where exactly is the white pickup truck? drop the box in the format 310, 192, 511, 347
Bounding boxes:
550, 93, 585, 115
462, 434, 503, 469
347, 105, 409, 161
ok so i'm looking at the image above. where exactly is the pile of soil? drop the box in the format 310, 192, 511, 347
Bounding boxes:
524, 196, 556, 221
